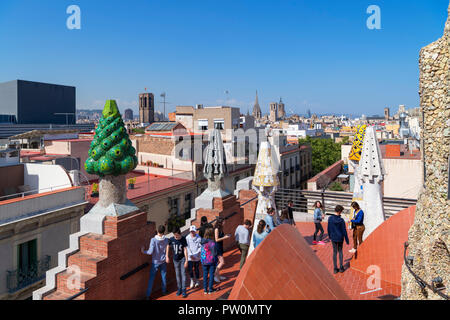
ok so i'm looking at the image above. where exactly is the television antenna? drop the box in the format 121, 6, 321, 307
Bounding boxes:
159, 92, 171, 121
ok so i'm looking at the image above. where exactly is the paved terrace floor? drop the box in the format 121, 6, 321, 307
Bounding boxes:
153, 222, 400, 301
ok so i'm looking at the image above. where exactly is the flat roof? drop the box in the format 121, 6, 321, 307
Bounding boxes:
380, 144, 421, 160
87, 172, 194, 206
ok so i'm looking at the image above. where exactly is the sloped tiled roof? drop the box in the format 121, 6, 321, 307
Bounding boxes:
228, 224, 350, 300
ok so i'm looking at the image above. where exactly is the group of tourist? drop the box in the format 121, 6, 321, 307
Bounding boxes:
141, 216, 252, 299
252, 200, 296, 249
312, 200, 365, 274
142, 199, 366, 299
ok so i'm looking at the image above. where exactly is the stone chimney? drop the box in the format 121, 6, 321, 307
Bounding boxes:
401, 1, 450, 300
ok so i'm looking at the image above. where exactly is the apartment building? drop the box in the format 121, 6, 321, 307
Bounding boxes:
0, 152, 87, 300
174, 105, 241, 141
269, 133, 312, 189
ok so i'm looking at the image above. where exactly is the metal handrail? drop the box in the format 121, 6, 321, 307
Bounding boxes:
120, 263, 150, 281
66, 287, 89, 300
274, 189, 416, 219
403, 242, 448, 300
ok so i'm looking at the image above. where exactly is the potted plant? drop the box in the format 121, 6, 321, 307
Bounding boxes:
167, 213, 186, 233
91, 183, 99, 197
128, 177, 136, 189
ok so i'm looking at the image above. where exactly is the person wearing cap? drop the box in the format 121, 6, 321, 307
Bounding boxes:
186, 225, 202, 288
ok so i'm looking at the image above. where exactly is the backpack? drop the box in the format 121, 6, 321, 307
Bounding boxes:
201, 240, 216, 265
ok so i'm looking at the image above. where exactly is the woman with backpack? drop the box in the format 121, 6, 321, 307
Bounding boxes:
313, 201, 325, 245
201, 228, 218, 294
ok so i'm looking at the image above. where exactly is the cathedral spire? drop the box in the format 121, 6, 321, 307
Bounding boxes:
252, 90, 262, 119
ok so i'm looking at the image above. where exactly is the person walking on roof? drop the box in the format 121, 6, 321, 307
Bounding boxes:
253, 220, 270, 249
235, 220, 252, 269
186, 225, 201, 289
327, 205, 349, 274
200, 228, 218, 294
141, 225, 169, 299
166, 228, 188, 298
349, 201, 365, 254
313, 201, 325, 245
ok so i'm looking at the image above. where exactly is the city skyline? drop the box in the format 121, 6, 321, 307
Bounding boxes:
0, 0, 448, 116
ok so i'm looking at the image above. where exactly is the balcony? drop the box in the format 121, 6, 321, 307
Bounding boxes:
0, 187, 86, 225
6, 256, 51, 293
283, 170, 289, 177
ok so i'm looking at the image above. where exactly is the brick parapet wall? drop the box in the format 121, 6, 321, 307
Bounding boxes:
238, 189, 258, 225
44, 211, 179, 300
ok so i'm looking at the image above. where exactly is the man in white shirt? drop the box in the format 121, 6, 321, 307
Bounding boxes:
186, 225, 202, 288
234, 220, 252, 269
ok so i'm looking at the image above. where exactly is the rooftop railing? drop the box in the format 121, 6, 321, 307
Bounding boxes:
274, 188, 416, 220
6, 256, 51, 294
0, 187, 86, 225
0, 183, 73, 202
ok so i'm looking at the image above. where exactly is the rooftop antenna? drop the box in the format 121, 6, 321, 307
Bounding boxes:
159, 92, 171, 121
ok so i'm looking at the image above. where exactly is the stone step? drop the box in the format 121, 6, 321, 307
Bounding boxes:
79, 233, 114, 258
67, 252, 107, 275
56, 270, 96, 296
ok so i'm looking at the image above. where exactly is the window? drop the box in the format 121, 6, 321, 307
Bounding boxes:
198, 119, 208, 131
234, 176, 240, 188
184, 193, 192, 219
168, 197, 179, 216
214, 119, 225, 130
17, 239, 37, 273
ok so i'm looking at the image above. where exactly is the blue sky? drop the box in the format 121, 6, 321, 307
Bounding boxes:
0, 0, 448, 116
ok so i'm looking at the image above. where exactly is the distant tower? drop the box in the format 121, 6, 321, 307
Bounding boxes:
399, 112, 410, 138
277, 97, 286, 119
384, 107, 390, 120
124, 108, 134, 121
139, 92, 154, 124
252, 90, 262, 119
307, 109, 311, 118
269, 102, 278, 122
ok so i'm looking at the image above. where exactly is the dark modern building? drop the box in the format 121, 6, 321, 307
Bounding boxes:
124, 108, 134, 121
0, 80, 76, 125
